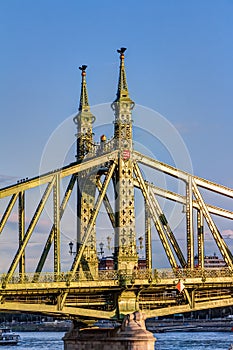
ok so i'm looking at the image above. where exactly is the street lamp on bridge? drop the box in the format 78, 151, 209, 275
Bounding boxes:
68, 241, 76, 256
98, 242, 104, 258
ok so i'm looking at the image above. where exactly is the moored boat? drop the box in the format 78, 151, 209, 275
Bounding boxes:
0, 328, 20, 345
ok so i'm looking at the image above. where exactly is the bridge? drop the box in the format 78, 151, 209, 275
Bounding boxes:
0, 48, 233, 323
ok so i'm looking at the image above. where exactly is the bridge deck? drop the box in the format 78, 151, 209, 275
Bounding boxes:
0, 268, 232, 320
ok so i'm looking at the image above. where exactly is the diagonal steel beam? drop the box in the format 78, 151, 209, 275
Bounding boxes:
192, 179, 233, 269
134, 151, 233, 199
148, 186, 186, 267
71, 162, 117, 274
59, 161, 117, 310
4, 178, 55, 286
133, 162, 178, 269
0, 151, 119, 198
96, 178, 115, 228
33, 174, 77, 279
134, 179, 233, 220
0, 193, 19, 234
133, 151, 188, 181
148, 183, 233, 220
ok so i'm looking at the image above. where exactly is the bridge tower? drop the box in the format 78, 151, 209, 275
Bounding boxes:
112, 48, 138, 271
1, 47, 233, 333
73, 65, 98, 278
73, 49, 139, 274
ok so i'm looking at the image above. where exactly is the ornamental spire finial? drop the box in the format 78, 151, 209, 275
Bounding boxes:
115, 47, 130, 101
78, 65, 90, 112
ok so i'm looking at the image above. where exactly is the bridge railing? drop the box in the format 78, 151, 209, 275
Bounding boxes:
0, 267, 232, 286
0, 271, 120, 285
157, 267, 233, 280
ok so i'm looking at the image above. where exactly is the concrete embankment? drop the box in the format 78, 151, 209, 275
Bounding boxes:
4, 319, 233, 333
9, 321, 71, 332
146, 320, 233, 333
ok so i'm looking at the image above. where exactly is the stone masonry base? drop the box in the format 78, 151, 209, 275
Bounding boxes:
63, 311, 156, 350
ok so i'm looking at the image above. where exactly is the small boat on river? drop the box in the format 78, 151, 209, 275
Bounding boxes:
0, 328, 20, 345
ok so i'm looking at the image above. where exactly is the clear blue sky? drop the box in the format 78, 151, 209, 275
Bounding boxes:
1, 0, 233, 184
1, 0, 233, 268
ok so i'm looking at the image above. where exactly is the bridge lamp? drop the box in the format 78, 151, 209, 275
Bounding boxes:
137, 236, 145, 258
138, 236, 144, 250
69, 241, 75, 255
99, 242, 104, 257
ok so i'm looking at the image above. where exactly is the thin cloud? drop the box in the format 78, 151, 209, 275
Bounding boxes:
222, 229, 233, 239
1, 212, 51, 234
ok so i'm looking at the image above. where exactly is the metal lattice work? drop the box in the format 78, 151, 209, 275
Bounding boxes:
0, 48, 233, 321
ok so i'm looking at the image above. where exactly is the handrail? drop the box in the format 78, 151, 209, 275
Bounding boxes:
1, 267, 232, 285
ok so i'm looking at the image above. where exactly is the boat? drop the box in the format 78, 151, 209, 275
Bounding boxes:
0, 328, 20, 345
228, 345, 233, 350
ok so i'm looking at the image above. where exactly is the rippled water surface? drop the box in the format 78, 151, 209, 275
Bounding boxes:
1, 331, 232, 349
3, 332, 64, 350
155, 332, 232, 350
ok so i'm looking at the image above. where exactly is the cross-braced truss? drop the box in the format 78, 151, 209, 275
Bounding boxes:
0, 148, 233, 320
0, 48, 233, 321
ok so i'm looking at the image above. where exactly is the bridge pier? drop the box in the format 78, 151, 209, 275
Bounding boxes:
63, 311, 156, 350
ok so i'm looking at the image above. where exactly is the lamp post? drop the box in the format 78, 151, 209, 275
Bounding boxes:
138, 236, 143, 250
98, 242, 104, 258
69, 241, 76, 256
137, 236, 144, 257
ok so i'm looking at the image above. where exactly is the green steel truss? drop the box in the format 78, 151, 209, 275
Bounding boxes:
0, 49, 233, 321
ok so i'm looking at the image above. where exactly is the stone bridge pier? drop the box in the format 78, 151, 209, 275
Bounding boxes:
63, 311, 156, 350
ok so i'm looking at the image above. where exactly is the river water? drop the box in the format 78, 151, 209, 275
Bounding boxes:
155, 332, 232, 349
2, 331, 232, 349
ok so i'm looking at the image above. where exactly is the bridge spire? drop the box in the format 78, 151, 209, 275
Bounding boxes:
112, 47, 135, 149
73, 65, 98, 278
78, 65, 90, 112
112, 48, 138, 271
115, 47, 132, 103
73, 65, 95, 160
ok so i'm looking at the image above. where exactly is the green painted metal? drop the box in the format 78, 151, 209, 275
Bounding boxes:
0, 49, 232, 321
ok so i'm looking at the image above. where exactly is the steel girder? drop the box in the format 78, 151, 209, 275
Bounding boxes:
0, 149, 233, 318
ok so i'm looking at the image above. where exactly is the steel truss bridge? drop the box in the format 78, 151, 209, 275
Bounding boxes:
0, 48, 233, 322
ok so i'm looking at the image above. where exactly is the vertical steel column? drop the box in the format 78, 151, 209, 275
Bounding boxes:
192, 179, 233, 269
197, 210, 204, 268
59, 162, 117, 310
53, 174, 60, 277
6, 179, 55, 285
34, 175, 77, 278
74, 65, 98, 278
19, 191, 25, 281
114, 156, 137, 271
112, 47, 138, 271
77, 172, 98, 278
134, 162, 177, 269
186, 176, 194, 269
145, 201, 152, 270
